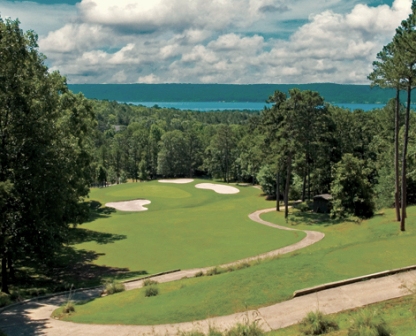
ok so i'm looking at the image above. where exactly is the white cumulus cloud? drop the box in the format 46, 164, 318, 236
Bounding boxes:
27, 0, 413, 84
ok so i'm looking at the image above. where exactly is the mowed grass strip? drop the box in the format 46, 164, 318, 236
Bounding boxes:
75, 180, 304, 274
63, 206, 416, 325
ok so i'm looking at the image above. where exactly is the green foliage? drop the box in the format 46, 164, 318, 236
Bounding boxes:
299, 311, 339, 335
331, 154, 375, 219
256, 165, 276, 197
143, 279, 158, 286
63, 301, 76, 314
205, 267, 225, 276
294, 202, 311, 212
177, 322, 263, 336
0, 17, 96, 293
145, 286, 159, 297
104, 280, 125, 295
0, 293, 11, 308
226, 321, 264, 336
348, 309, 391, 336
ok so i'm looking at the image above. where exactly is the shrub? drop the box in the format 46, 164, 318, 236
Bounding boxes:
194, 271, 204, 277
226, 321, 264, 336
63, 301, 75, 314
295, 202, 311, 212
348, 309, 391, 336
145, 286, 159, 297
0, 293, 11, 308
105, 280, 125, 295
206, 267, 225, 276
143, 279, 158, 286
299, 311, 339, 335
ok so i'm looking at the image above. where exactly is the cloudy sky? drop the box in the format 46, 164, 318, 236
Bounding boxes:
0, 0, 411, 84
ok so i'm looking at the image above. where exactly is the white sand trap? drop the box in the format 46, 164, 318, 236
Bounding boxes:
158, 179, 194, 184
105, 200, 151, 212
195, 183, 240, 194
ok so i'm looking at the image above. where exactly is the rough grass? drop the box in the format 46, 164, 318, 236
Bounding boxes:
61, 206, 416, 325
75, 180, 304, 275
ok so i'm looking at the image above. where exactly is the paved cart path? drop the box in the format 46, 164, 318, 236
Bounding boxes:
2, 208, 413, 335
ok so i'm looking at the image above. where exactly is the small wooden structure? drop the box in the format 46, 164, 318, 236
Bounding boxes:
313, 194, 333, 213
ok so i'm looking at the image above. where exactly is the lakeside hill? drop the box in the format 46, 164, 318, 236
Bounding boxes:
67, 83, 411, 104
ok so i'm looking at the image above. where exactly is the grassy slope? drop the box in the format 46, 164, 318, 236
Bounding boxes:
76, 180, 303, 274
63, 206, 416, 325
267, 295, 416, 335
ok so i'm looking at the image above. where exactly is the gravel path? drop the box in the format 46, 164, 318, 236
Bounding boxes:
3, 208, 412, 335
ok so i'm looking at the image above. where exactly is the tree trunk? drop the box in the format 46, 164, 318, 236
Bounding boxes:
7, 252, 15, 281
284, 154, 292, 219
400, 83, 412, 231
1, 253, 9, 294
307, 164, 311, 201
301, 168, 306, 202
276, 171, 280, 211
394, 88, 401, 222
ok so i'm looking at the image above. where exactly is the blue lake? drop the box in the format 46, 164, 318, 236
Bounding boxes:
123, 101, 387, 111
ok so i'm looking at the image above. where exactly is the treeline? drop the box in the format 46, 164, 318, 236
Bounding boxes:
90, 94, 416, 219
69, 83, 416, 104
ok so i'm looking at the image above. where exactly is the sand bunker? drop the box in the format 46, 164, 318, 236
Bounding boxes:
158, 179, 194, 184
105, 200, 151, 212
195, 183, 240, 194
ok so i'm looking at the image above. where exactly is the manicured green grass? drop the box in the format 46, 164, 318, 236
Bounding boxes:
62, 206, 416, 325
76, 180, 304, 275
267, 295, 416, 335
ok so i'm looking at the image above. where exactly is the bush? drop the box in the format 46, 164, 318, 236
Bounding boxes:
194, 271, 204, 277
299, 311, 339, 335
206, 267, 225, 276
348, 309, 391, 336
105, 280, 125, 295
256, 165, 276, 197
63, 301, 75, 314
145, 286, 159, 297
143, 279, 158, 286
295, 202, 311, 212
226, 321, 264, 336
0, 293, 11, 308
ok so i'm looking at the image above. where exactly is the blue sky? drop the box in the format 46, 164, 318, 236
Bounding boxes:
0, 0, 410, 84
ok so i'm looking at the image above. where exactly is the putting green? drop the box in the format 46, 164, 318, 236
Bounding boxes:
76, 180, 305, 275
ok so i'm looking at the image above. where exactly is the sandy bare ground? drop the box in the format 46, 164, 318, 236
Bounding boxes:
105, 199, 151, 211
195, 183, 240, 194
158, 179, 194, 184
3, 208, 413, 336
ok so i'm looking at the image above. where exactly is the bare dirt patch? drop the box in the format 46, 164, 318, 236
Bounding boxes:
105, 200, 151, 212
158, 178, 194, 184
195, 183, 240, 194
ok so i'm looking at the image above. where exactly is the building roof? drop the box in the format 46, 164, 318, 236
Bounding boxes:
313, 194, 333, 201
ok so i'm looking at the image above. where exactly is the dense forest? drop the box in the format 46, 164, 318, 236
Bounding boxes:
89, 96, 416, 220
68, 83, 416, 104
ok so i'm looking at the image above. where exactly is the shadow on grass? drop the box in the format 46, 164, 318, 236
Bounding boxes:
67, 228, 127, 245
12, 246, 147, 297
86, 200, 116, 222
288, 211, 355, 227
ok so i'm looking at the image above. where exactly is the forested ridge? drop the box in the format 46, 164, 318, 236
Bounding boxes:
68, 83, 416, 104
